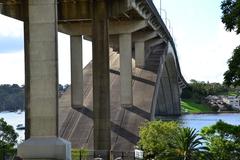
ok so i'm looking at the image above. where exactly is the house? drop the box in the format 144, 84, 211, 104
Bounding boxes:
223, 96, 240, 110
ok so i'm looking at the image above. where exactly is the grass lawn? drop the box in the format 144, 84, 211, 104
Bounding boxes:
181, 99, 212, 113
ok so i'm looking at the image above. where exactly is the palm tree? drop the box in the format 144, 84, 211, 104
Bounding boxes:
172, 127, 209, 160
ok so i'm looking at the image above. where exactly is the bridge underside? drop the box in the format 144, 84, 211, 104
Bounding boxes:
0, 0, 187, 158
59, 42, 181, 151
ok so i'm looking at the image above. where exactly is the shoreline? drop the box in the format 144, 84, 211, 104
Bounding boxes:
182, 111, 240, 115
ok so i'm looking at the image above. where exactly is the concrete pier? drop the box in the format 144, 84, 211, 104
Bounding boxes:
119, 33, 133, 106
17, 0, 71, 159
135, 41, 145, 68
0, 0, 187, 156
92, 0, 111, 159
71, 35, 83, 108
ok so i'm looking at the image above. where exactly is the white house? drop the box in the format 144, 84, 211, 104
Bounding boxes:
224, 96, 240, 110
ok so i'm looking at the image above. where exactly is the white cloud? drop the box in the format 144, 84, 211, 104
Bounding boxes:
58, 33, 92, 85
178, 23, 240, 83
0, 33, 92, 85
0, 51, 24, 84
0, 14, 23, 38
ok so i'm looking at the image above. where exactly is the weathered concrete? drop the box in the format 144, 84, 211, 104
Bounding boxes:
92, 1, 111, 159
58, 20, 148, 36
0, 0, 188, 156
119, 33, 133, 106
17, 0, 71, 159
70, 35, 83, 108
166, 55, 181, 115
59, 50, 157, 151
135, 42, 145, 68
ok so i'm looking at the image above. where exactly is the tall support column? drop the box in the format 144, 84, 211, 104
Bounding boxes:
71, 35, 83, 108
92, 1, 110, 159
135, 41, 145, 68
120, 34, 132, 106
18, 1, 71, 159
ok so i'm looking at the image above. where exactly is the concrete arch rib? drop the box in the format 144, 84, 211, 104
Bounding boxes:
165, 43, 181, 115
154, 42, 181, 116
158, 63, 174, 115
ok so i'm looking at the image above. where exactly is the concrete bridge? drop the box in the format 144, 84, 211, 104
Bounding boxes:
0, 0, 187, 159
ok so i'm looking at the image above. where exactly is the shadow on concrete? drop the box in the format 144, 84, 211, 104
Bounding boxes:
74, 106, 93, 119
109, 69, 155, 86
73, 106, 140, 144
124, 105, 151, 120
111, 122, 140, 145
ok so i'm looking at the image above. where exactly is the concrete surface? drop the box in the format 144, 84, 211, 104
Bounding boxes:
119, 33, 133, 106
71, 35, 83, 108
18, 1, 71, 159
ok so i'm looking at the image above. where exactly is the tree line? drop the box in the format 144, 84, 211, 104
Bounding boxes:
0, 84, 69, 112
181, 79, 231, 103
0, 84, 24, 112
221, 0, 240, 87
138, 120, 240, 160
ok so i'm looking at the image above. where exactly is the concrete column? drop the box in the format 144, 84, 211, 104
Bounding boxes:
70, 35, 83, 109
135, 41, 145, 67
169, 77, 181, 115
92, 1, 111, 159
119, 33, 132, 106
18, 1, 71, 159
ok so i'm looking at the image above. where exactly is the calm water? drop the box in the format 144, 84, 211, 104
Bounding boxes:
159, 113, 240, 131
0, 112, 240, 143
0, 111, 25, 142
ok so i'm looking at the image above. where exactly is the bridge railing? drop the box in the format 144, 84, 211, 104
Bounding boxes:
72, 150, 142, 160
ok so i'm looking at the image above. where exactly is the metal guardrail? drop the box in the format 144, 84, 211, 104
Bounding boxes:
0, 148, 18, 160
72, 150, 143, 160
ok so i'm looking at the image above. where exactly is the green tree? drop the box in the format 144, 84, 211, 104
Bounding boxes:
182, 80, 228, 103
173, 127, 209, 160
224, 46, 240, 86
138, 120, 181, 159
0, 84, 24, 111
221, 0, 240, 34
0, 118, 18, 158
201, 120, 240, 160
221, 0, 240, 86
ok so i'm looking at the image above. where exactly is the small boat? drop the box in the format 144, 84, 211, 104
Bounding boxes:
17, 109, 22, 114
16, 124, 25, 130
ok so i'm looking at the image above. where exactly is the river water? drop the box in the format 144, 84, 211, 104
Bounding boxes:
0, 111, 25, 142
158, 113, 240, 131
0, 112, 240, 143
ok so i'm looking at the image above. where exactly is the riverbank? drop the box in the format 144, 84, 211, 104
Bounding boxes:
181, 99, 212, 113
181, 99, 239, 114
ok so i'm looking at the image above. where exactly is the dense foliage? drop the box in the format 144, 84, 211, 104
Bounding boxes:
221, 0, 240, 34
172, 127, 208, 160
139, 120, 240, 160
0, 118, 18, 158
201, 120, 240, 160
181, 80, 228, 102
138, 121, 209, 160
0, 84, 24, 112
138, 120, 181, 159
221, 0, 240, 86
224, 46, 240, 86
0, 84, 69, 112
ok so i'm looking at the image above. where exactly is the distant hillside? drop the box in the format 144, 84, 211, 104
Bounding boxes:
0, 84, 69, 112
0, 84, 24, 112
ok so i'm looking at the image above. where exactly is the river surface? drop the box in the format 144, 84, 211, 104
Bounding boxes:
0, 112, 240, 143
0, 111, 25, 142
158, 113, 240, 131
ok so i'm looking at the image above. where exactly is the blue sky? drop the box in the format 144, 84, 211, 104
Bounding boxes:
153, 0, 240, 83
0, 37, 23, 53
0, 1, 240, 84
